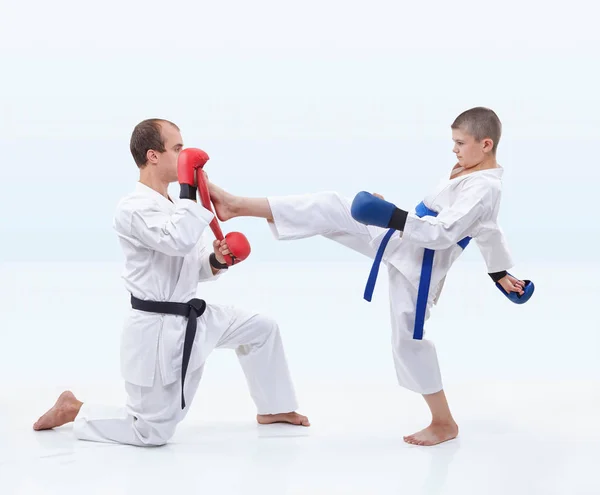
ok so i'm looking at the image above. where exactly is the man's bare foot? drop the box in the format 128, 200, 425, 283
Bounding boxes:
403, 421, 458, 446
33, 391, 83, 431
257, 412, 310, 427
208, 182, 239, 221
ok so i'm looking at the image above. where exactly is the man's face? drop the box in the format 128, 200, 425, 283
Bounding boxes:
155, 124, 184, 182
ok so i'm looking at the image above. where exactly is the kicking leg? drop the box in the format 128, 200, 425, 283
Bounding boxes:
209, 182, 274, 222
209, 182, 388, 258
215, 306, 309, 426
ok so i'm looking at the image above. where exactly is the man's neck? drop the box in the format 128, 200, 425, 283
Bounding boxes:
139, 172, 170, 200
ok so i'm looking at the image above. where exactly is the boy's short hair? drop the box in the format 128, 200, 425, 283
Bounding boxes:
130, 118, 180, 167
451, 107, 502, 153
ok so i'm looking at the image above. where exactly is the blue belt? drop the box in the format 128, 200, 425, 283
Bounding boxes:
363, 201, 471, 340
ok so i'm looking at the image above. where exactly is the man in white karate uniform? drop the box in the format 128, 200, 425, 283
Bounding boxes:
206, 107, 529, 446
33, 118, 309, 446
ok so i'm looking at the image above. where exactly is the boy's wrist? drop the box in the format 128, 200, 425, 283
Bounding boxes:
488, 270, 507, 283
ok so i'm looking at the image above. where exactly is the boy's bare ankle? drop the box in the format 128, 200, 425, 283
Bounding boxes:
431, 418, 457, 427
230, 196, 242, 216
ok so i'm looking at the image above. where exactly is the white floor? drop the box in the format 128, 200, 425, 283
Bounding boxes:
1, 260, 599, 494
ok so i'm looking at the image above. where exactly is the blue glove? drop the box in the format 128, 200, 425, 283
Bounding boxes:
351, 191, 397, 228
496, 275, 535, 304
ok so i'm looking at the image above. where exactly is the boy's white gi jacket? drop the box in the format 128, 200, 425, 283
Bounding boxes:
373, 167, 514, 300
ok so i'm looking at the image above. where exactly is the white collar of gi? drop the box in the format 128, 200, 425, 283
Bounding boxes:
135, 181, 176, 209
451, 164, 504, 182
485, 164, 503, 177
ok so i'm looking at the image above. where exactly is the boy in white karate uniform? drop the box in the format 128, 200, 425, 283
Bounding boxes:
207, 107, 527, 446
33, 119, 309, 446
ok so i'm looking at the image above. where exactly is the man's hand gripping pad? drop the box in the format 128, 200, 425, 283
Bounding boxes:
186, 148, 251, 266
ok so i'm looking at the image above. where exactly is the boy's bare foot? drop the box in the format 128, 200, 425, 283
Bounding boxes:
208, 182, 239, 221
403, 421, 458, 446
33, 391, 83, 431
257, 412, 310, 427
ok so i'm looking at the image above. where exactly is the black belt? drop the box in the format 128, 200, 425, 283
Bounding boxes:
130, 294, 207, 409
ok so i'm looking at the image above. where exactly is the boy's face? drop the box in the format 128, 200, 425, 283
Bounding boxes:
452, 128, 493, 168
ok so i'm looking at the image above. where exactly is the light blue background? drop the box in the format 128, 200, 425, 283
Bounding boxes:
1, 0, 598, 265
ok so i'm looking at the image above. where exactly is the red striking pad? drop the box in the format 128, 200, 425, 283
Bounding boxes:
178, 148, 209, 187
189, 148, 251, 266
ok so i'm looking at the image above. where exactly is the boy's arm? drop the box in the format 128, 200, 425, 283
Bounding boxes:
392, 179, 492, 250
357, 186, 532, 300
475, 227, 525, 293
474, 225, 514, 275
474, 221, 529, 295
115, 198, 215, 257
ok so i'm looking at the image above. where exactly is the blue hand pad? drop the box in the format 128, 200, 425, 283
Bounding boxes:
496, 275, 535, 304
351, 191, 397, 229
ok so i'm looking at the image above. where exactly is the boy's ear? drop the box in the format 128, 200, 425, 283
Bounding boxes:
482, 138, 494, 153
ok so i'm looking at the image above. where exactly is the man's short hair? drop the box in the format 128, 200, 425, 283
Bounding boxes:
130, 119, 179, 167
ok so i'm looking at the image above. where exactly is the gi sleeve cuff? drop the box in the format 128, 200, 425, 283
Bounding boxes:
388, 207, 408, 231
